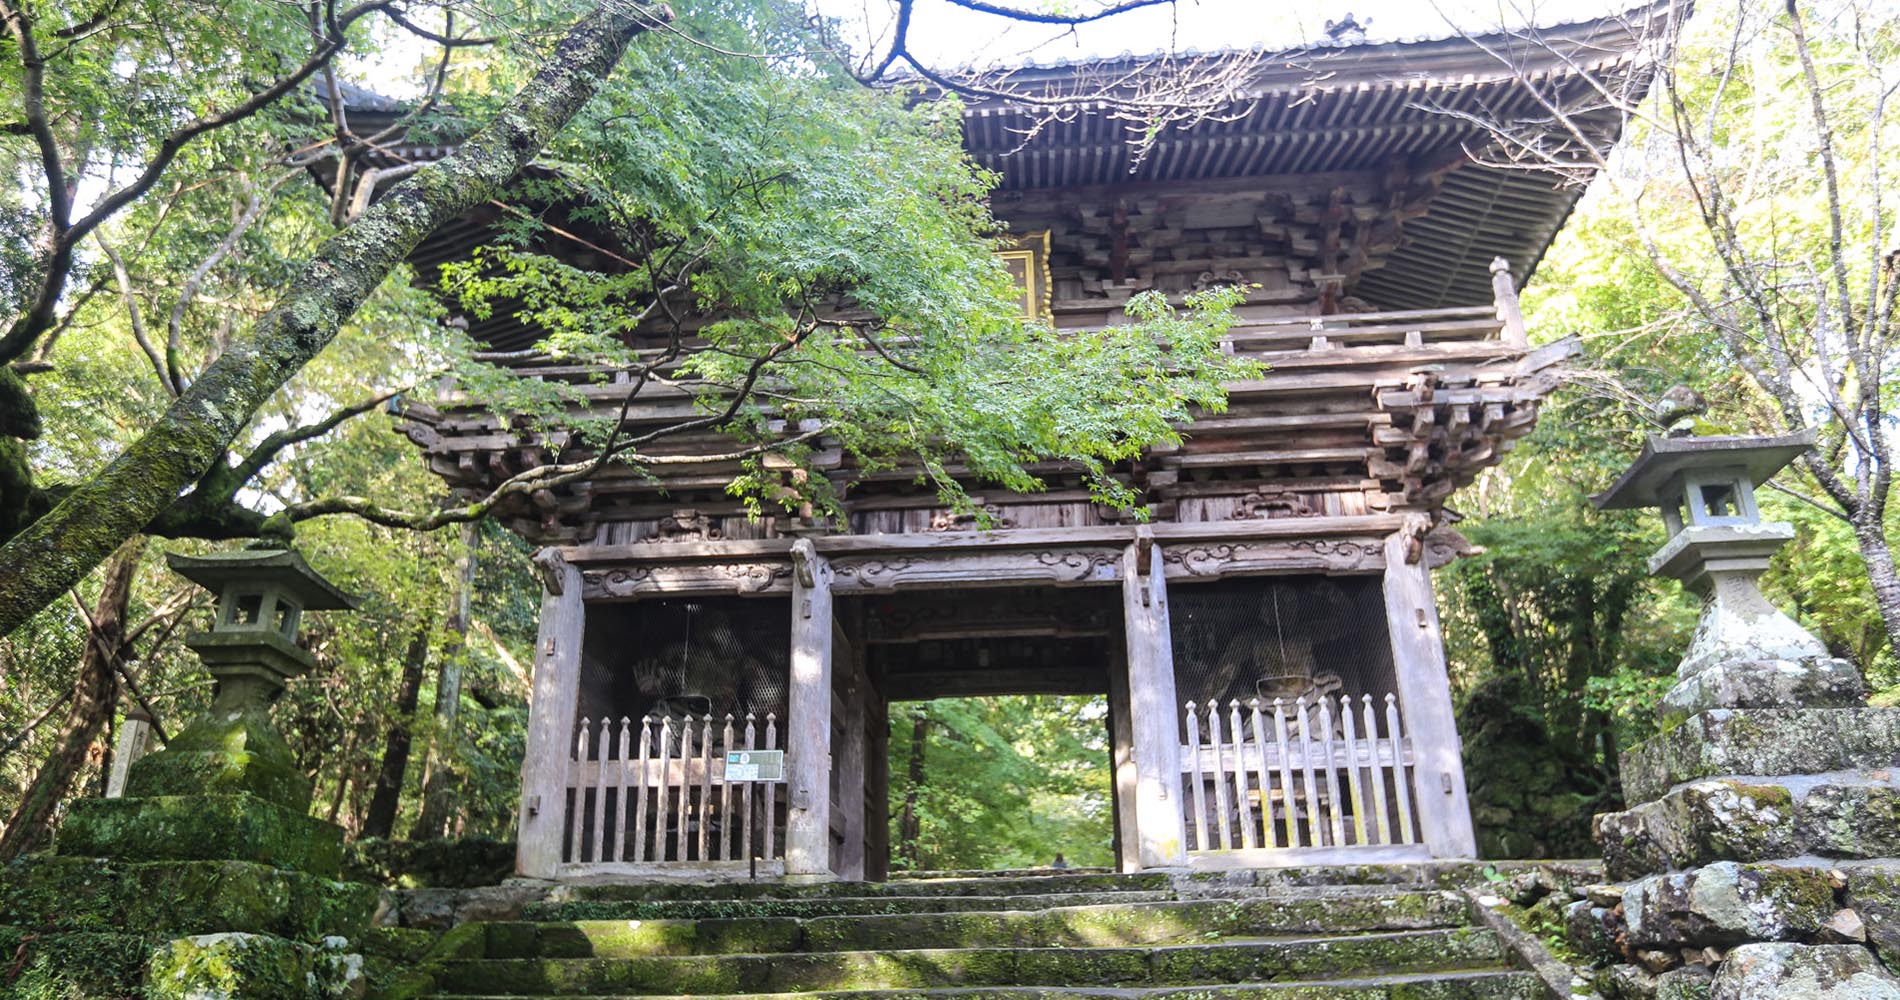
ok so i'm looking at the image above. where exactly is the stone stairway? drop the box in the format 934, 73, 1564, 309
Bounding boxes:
414, 870, 1544, 1000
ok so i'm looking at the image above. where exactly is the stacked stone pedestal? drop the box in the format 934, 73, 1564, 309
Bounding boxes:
0, 547, 388, 998
0, 702, 381, 998
1572, 652, 1900, 998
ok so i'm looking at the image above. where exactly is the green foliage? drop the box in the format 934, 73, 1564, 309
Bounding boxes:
443, 0, 1256, 518
889, 697, 1112, 871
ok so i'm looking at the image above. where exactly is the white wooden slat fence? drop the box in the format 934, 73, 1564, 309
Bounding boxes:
1180, 694, 1419, 856
562, 711, 782, 865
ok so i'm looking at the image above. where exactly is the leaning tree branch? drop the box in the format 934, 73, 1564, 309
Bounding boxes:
0, 0, 389, 366
0, 0, 678, 638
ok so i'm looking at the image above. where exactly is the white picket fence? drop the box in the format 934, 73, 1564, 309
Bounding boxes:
563, 711, 782, 865
1179, 694, 1419, 854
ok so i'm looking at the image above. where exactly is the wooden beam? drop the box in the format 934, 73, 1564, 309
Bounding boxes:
835, 620, 867, 881
1122, 529, 1187, 869
1381, 528, 1477, 859
784, 539, 836, 879
881, 667, 1107, 701
516, 551, 584, 879
1107, 647, 1141, 874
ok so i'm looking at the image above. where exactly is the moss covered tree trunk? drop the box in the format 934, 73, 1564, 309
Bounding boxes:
0, 2, 671, 639
360, 628, 430, 840
0, 537, 141, 860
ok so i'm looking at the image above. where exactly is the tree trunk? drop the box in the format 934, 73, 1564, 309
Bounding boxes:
0, 537, 141, 860
360, 628, 430, 840
0, 1, 673, 639
410, 521, 476, 839
895, 706, 928, 868
1853, 517, 1900, 664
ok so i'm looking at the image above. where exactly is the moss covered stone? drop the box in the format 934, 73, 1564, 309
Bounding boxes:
1621, 862, 1834, 949
1620, 708, 1900, 804
145, 932, 320, 1000
0, 855, 374, 939
59, 793, 345, 876
1595, 780, 1798, 880
124, 707, 311, 808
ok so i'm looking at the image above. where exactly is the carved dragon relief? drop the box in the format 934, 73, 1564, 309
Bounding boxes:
583, 561, 793, 599
1226, 487, 1318, 520
830, 547, 1123, 592
1163, 538, 1381, 578
637, 508, 723, 544
927, 505, 1016, 532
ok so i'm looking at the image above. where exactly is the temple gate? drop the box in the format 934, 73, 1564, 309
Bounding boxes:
329, 9, 1664, 879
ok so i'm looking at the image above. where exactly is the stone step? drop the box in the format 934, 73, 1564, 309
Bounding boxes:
431, 928, 1507, 995
430, 968, 1544, 1000
527, 891, 1177, 922
491, 894, 1470, 959
550, 873, 1174, 904
890, 868, 1116, 880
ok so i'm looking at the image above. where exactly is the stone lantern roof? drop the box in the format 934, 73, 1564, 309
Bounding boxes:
163, 546, 360, 611
1590, 428, 1817, 511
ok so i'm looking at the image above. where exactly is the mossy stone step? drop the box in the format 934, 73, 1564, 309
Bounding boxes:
492, 894, 1470, 959
798, 896, 1470, 952
554, 873, 1173, 904
431, 928, 1505, 995
430, 968, 1544, 1000
528, 891, 1175, 922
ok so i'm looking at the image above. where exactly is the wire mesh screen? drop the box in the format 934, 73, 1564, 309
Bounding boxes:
1168, 576, 1419, 854
1169, 576, 1397, 719
578, 597, 790, 725
565, 598, 791, 865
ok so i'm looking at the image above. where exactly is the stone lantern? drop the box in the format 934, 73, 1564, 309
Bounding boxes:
58, 544, 362, 875
1592, 429, 1864, 719
165, 545, 359, 715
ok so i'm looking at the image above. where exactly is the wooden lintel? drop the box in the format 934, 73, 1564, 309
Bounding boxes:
558, 515, 1411, 566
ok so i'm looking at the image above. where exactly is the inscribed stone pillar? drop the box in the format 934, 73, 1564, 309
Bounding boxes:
516, 551, 584, 879
1381, 528, 1477, 859
784, 538, 836, 878
1122, 530, 1188, 868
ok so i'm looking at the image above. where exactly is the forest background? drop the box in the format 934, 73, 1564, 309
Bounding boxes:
1, 0, 1894, 871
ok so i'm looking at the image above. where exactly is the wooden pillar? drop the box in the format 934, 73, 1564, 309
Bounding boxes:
517, 551, 585, 879
1490, 256, 1528, 349
1106, 647, 1141, 873
1122, 528, 1187, 868
835, 621, 867, 881
1382, 529, 1478, 859
785, 539, 835, 878
865, 678, 891, 881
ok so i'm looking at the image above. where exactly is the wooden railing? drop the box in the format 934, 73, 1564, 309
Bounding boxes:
439, 298, 1520, 396
562, 711, 783, 866
1179, 693, 1419, 855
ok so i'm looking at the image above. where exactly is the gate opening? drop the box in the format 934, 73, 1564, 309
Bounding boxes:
886, 694, 1115, 872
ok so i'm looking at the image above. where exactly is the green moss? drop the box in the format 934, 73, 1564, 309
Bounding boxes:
0, 856, 374, 940
58, 794, 345, 876
342, 838, 515, 889
0, 926, 163, 1000
145, 932, 309, 1000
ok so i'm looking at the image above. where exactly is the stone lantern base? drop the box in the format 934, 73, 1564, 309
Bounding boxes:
1569, 652, 1900, 995
57, 701, 346, 875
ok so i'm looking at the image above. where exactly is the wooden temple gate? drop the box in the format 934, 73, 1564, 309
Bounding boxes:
329, 9, 1657, 879
516, 498, 1488, 879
